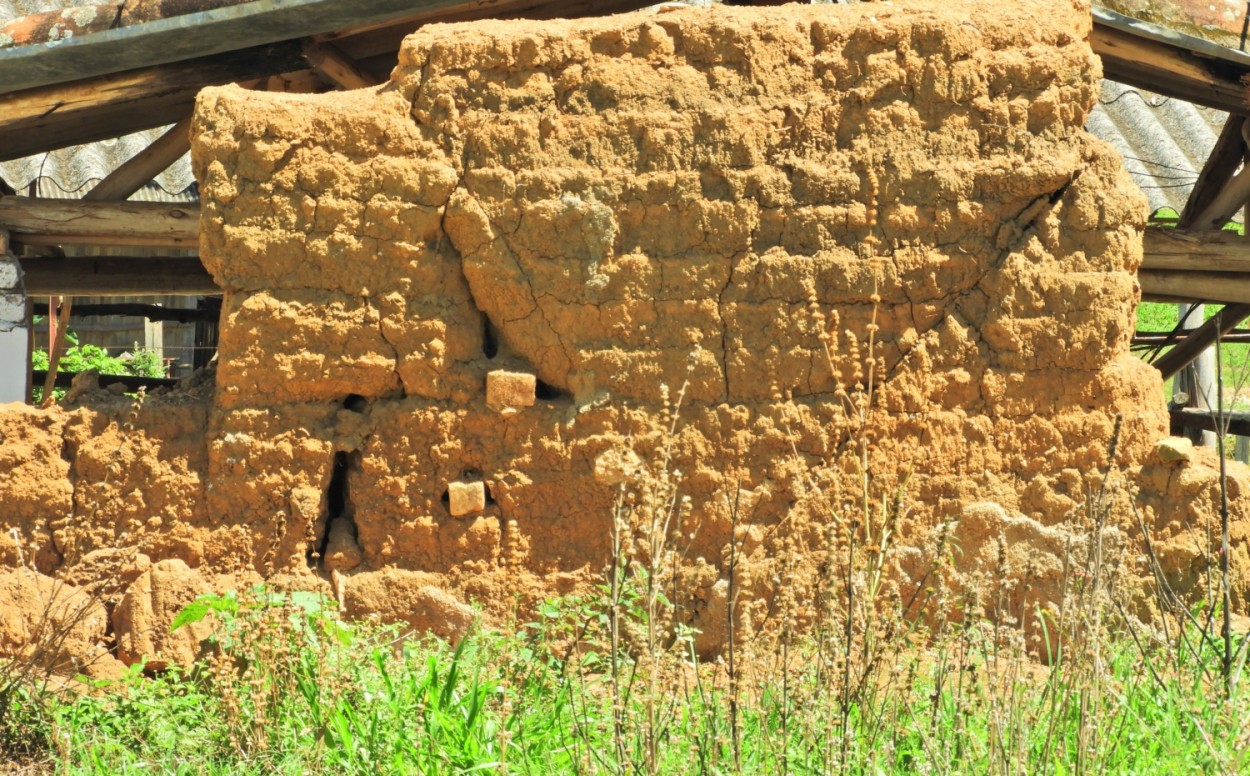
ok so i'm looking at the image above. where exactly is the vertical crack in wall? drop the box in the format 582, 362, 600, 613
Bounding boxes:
310, 396, 366, 569
309, 451, 350, 567
482, 313, 499, 359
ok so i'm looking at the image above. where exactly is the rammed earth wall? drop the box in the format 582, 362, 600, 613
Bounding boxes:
1, 0, 1246, 669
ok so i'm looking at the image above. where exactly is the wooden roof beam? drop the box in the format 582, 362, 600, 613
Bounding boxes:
0, 0, 528, 97
19, 256, 215, 296
1143, 227, 1250, 272
0, 195, 199, 249
0, 42, 309, 163
1179, 117, 1248, 229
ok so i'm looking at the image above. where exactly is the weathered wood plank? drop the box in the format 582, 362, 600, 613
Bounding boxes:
1142, 228, 1250, 272
20, 257, 216, 296
0, 43, 309, 163
0, 0, 492, 96
0, 195, 198, 245
1091, 19, 1250, 115
1139, 270, 1250, 303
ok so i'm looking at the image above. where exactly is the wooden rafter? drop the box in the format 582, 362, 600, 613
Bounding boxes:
0, 43, 310, 163
0, 196, 199, 249
1140, 271, 1250, 304
1143, 228, 1250, 272
0, 0, 545, 96
302, 41, 379, 90
84, 118, 193, 203
1091, 7, 1250, 116
1152, 303, 1250, 379
1179, 117, 1248, 229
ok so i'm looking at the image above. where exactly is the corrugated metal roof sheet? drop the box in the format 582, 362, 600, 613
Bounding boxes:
1087, 80, 1226, 218
0, 126, 196, 199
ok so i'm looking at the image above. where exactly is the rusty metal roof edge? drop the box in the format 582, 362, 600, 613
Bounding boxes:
1093, 5, 1250, 68
0, 0, 468, 96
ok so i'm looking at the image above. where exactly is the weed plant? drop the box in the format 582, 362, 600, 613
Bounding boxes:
19, 487, 1250, 775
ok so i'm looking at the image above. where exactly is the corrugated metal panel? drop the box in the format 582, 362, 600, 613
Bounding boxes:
0, 0, 195, 199
1087, 80, 1227, 219
0, 126, 196, 200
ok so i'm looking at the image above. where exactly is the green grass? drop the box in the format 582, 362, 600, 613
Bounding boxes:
2, 577, 1245, 775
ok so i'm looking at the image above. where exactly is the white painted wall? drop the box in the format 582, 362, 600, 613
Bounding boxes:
0, 255, 27, 404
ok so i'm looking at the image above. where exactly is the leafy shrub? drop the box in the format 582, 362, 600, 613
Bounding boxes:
30, 328, 166, 402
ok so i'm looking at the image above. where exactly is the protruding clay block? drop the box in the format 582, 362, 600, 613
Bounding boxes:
486, 371, 537, 412
447, 480, 486, 517
1156, 437, 1194, 465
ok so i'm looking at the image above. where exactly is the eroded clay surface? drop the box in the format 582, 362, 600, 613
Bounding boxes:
1, 0, 1245, 664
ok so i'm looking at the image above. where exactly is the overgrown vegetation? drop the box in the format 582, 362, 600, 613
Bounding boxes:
5, 507, 1248, 774
30, 325, 166, 403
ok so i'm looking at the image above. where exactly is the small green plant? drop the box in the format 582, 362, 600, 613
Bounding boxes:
31, 328, 166, 403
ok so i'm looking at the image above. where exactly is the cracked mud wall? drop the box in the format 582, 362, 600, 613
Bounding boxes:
2, 0, 1249, 668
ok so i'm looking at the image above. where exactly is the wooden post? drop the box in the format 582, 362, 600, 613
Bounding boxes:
143, 304, 164, 366
1177, 303, 1218, 447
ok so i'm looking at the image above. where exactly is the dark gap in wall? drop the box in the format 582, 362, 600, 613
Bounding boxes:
310, 451, 350, 566
342, 393, 368, 413
482, 315, 499, 359
535, 379, 569, 401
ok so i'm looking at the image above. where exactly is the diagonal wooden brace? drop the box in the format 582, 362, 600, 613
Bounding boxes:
1153, 303, 1250, 380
